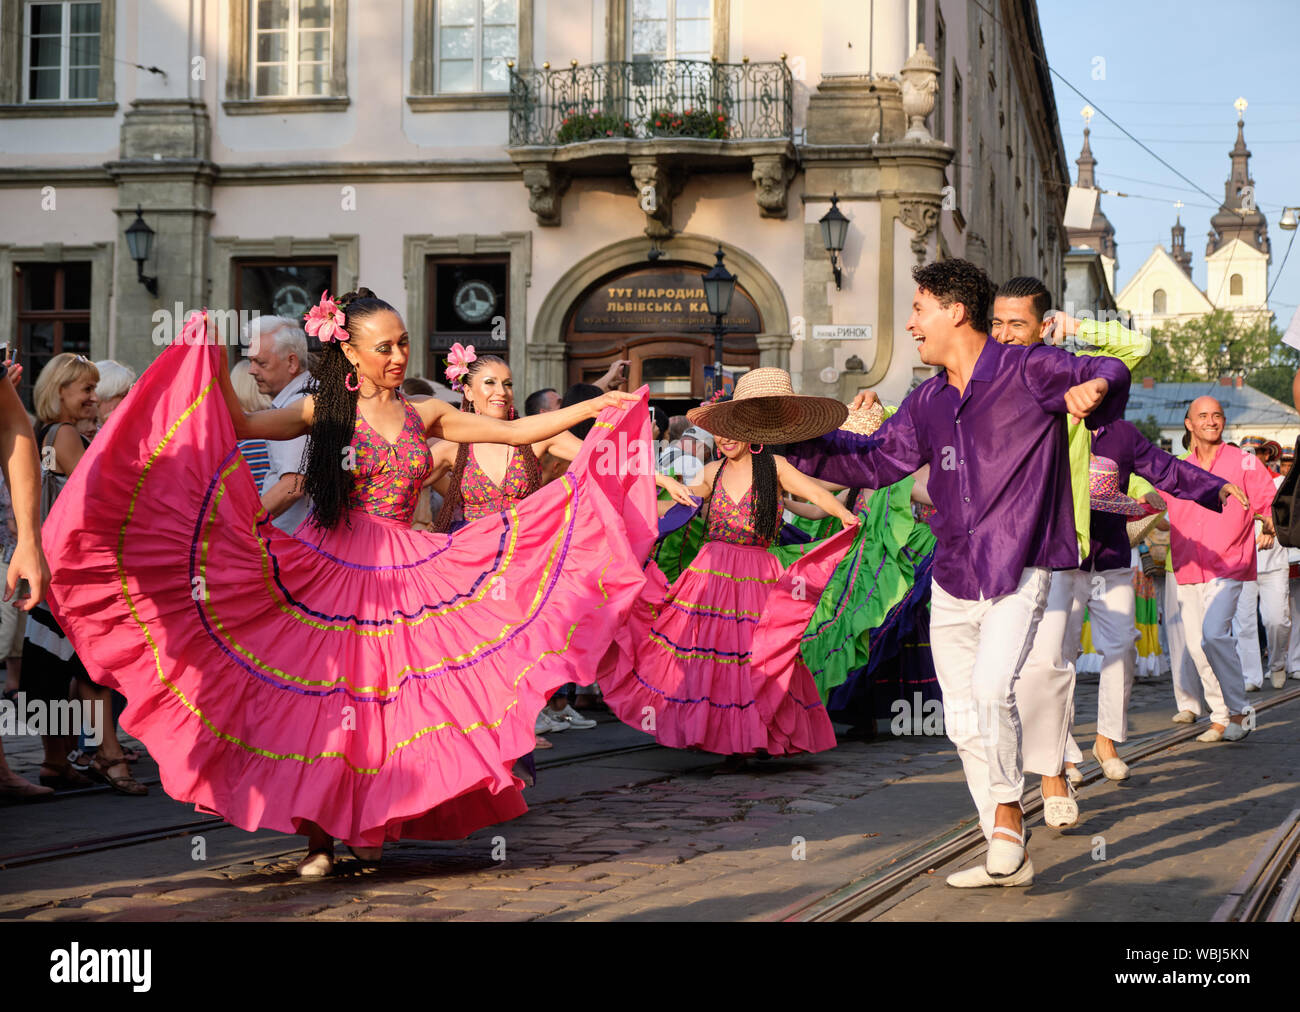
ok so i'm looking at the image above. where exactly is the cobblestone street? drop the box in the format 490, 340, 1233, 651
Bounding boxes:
5, 674, 1297, 922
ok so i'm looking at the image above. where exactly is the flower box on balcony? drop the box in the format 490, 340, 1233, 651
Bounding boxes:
646, 106, 731, 140
555, 110, 636, 144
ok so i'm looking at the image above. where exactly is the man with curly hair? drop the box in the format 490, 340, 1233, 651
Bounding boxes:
787, 258, 1131, 888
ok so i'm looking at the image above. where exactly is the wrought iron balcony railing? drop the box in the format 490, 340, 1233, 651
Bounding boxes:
508, 59, 793, 147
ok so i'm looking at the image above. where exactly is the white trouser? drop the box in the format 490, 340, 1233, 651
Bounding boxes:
1289, 578, 1300, 674
1257, 568, 1290, 675
1081, 568, 1139, 742
1018, 569, 1085, 776
1176, 578, 1248, 726
1165, 572, 1205, 716
1233, 581, 1265, 689
929, 567, 1051, 841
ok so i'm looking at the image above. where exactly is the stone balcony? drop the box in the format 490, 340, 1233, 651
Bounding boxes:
505, 58, 796, 235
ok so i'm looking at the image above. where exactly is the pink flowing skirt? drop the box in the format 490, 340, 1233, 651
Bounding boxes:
598, 529, 853, 756
42, 334, 657, 846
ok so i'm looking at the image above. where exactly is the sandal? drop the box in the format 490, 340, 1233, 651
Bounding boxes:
38, 762, 94, 789
86, 753, 148, 796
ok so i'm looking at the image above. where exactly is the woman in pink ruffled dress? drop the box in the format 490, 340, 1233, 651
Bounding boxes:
599, 370, 860, 770
41, 289, 662, 877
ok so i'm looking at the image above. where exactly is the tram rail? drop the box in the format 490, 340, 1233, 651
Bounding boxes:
1212, 807, 1300, 923
0, 738, 667, 872
780, 684, 1300, 922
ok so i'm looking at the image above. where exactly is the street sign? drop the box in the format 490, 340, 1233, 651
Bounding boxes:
812, 325, 873, 340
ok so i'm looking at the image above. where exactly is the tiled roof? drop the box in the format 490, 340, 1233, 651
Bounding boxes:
1124, 382, 1300, 428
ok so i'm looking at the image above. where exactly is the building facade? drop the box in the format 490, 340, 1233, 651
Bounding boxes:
1, 0, 1067, 415
1116, 105, 1273, 332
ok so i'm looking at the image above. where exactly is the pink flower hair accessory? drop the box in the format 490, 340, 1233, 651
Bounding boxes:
304, 291, 346, 342
445, 342, 477, 392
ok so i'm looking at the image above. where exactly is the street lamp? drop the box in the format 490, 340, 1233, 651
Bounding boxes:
1281, 207, 1298, 230
819, 193, 850, 289
125, 205, 158, 295
701, 245, 737, 398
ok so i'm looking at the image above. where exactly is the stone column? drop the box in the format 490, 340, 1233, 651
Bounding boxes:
106, 99, 215, 374
755, 333, 793, 370
526, 340, 567, 397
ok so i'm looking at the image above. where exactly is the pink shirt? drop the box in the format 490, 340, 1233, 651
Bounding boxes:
1162, 443, 1276, 584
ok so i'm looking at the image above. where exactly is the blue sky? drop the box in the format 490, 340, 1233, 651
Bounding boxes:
1037, 0, 1300, 324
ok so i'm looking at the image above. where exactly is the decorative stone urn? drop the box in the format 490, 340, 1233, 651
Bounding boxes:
900, 44, 940, 143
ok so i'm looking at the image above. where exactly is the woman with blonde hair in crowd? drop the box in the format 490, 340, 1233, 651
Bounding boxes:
24, 353, 145, 795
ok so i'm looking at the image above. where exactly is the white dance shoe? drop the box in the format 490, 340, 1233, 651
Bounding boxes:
1063, 764, 1083, 786
1223, 722, 1248, 742
1043, 785, 1079, 829
947, 826, 1034, 888
1171, 710, 1197, 723
1091, 748, 1129, 781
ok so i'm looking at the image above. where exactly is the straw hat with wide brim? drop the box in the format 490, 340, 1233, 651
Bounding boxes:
686, 368, 849, 444
840, 400, 885, 436
1127, 511, 1165, 548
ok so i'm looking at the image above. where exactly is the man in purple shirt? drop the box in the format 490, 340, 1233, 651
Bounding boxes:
787, 259, 1130, 888
1043, 422, 1238, 792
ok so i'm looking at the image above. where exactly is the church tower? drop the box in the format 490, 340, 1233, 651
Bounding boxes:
1170, 205, 1193, 278
1203, 98, 1272, 324
1065, 106, 1118, 293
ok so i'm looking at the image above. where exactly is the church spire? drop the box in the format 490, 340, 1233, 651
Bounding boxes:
1207, 98, 1270, 257
1065, 106, 1116, 262
1076, 125, 1096, 189
1171, 202, 1192, 278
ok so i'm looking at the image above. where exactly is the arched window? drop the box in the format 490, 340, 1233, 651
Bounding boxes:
1230, 273, 1243, 296
1152, 288, 1167, 315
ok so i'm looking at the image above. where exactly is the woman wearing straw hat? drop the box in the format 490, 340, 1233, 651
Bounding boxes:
775, 400, 941, 729
597, 369, 859, 769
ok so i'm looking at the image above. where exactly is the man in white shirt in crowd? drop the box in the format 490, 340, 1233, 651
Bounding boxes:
246, 315, 312, 534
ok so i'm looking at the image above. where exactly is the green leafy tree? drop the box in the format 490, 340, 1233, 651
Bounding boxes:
1143, 310, 1275, 384
1132, 414, 1163, 444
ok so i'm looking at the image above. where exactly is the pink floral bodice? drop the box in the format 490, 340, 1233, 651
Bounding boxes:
347, 397, 432, 523
460, 445, 532, 522
707, 472, 780, 547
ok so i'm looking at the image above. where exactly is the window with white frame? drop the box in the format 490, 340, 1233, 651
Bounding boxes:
252, 0, 333, 98
23, 1, 100, 102
631, 0, 710, 62
436, 0, 517, 94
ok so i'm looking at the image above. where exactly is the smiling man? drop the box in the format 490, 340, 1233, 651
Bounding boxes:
787, 259, 1131, 888
990, 276, 1154, 823
1164, 396, 1277, 741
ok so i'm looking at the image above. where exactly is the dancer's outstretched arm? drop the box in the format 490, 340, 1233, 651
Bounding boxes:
216, 341, 314, 440
419, 390, 638, 446
775, 456, 859, 526
0, 365, 48, 609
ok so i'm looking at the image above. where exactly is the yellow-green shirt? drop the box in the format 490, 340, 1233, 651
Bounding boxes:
1066, 319, 1153, 561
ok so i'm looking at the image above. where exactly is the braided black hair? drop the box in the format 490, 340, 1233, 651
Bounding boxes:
299, 287, 398, 530
700, 442, 782, 544
432, 354, 542, 533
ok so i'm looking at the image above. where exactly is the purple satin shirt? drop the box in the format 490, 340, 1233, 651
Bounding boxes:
786, 338, 1130, 600
1085, 421, 1225, 573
